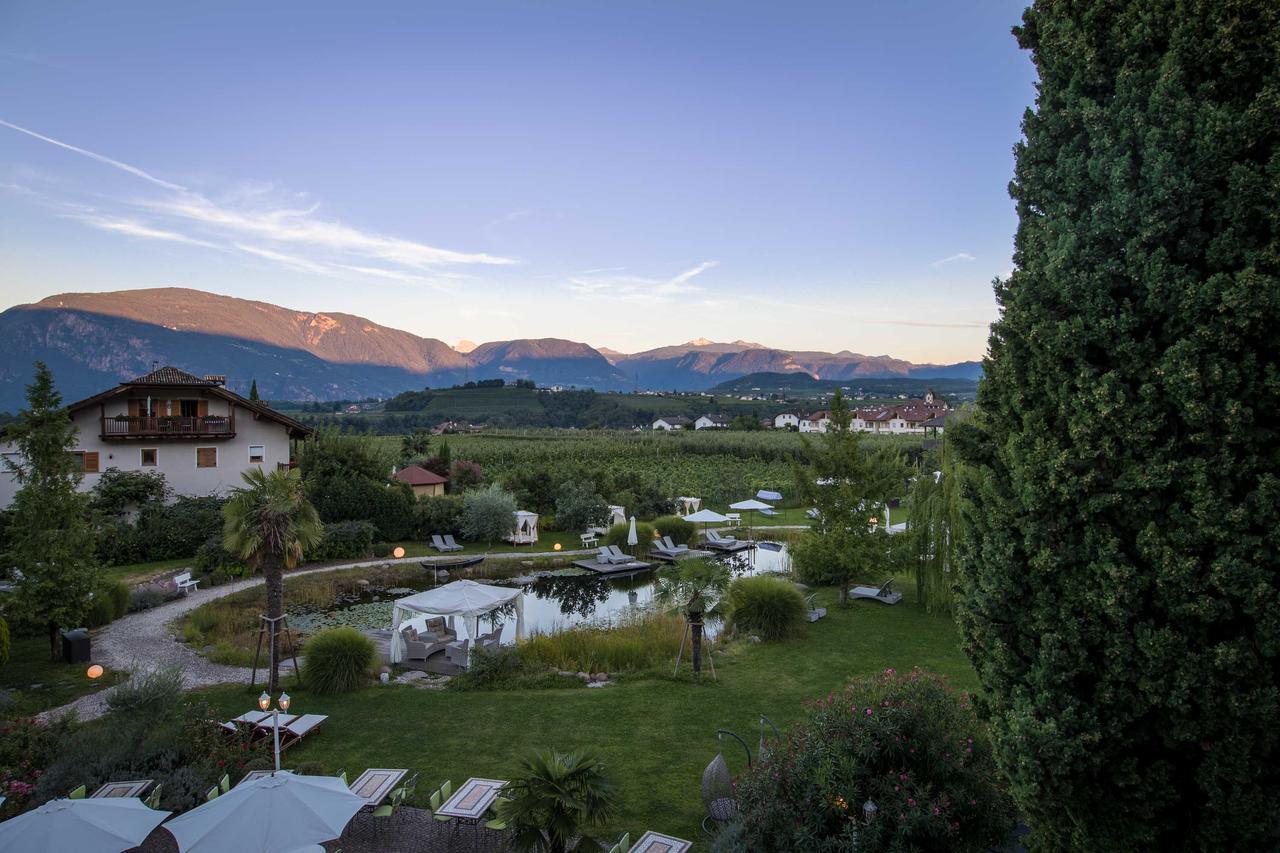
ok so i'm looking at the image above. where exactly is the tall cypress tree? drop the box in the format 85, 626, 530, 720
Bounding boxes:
3, 363, 97, 659
249, 378, 260, 401
957, 3, 1280, 849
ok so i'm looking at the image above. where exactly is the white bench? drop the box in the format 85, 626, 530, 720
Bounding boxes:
174, 572, 201, 594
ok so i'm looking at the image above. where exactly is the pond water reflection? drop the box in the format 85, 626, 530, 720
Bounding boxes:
288, 544, 793, 641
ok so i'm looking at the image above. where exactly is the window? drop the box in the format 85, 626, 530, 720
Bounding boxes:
196, 447, 217, 468
73, 451, 100, 473
248, 445, 265, 464
140, 448, 158, 467
180, 400, 200, 418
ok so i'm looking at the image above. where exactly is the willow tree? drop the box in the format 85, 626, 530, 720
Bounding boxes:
905, 421, 969, 613
958, 2, 1280, 849
223, 467, 323, 693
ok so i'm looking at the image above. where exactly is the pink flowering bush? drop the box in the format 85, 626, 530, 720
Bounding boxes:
730, 668, 1015, 852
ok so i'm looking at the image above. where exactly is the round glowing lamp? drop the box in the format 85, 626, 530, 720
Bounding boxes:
553, 543, 562, 551
86, 664, 104, 680
278, 692, 290, 712
392, 546, 406, 559
258, 691, 271, 712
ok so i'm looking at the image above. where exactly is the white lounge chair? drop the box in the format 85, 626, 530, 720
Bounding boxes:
850, 578, 902, 605
431, 535, 462, 553
598, 546, 630, 565
607, 545, 634, 563
662, 536, 689, 553
442, 534, 464, 550
653, 541, 683, 559
705, 530, 736, 545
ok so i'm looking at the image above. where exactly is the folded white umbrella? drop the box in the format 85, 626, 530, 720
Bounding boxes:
0, 796, 171, 853
627, 516, 638, 547
164, 772, 364, 853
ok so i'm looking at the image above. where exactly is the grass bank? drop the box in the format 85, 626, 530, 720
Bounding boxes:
194, 584, 975, 840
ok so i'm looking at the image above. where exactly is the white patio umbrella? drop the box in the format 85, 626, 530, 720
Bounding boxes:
682, 508, 731, 545
627, 515, 638, 554
730, 498, 774, 541
163, 771, 364, 853
756, 490, 783, 502
0, 796, 171, 853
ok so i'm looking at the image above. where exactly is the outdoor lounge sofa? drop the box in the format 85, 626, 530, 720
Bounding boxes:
401, 625, 453, 661
431, 535, 463, 553
850, 578, 902, 605
445, 638, 471, 668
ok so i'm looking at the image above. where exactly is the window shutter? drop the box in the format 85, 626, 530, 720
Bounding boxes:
196, 447, 217, 468
83, 452, 99, 473
197, 400, 208, 417
128, 399, 141, 417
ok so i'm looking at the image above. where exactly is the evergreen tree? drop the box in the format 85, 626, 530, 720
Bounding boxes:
3, 363, 97, 658
791, 390, 905, 603
248, 378, 259, 401
957, 3, 1280, 848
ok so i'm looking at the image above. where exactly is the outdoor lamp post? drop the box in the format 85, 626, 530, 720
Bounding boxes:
862, 798, 878, 823
258, 690, 291, 773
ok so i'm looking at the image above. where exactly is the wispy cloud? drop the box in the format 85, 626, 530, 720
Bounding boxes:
567, 261, 719, 305
0, 118, 516, 286
930, 252, 976, 268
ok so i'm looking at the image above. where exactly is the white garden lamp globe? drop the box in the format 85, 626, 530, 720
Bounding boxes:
258, 691, 271, 712
279, 692, 290, 712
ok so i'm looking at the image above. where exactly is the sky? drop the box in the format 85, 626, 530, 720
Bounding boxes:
0, 1, 1036, 363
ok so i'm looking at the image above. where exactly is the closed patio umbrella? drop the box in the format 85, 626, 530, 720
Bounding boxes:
627, 515, 638, 554
0, 796, 171, 853
163, 771, 364, 853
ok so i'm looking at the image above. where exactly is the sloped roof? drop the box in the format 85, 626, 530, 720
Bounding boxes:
394, 465, 448, 486
657, 415, 693, 425
125, 366, 218, 386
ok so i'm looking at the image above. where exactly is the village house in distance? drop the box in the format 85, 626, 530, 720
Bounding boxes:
773, 389, 951, 434
0, 366, 312, 507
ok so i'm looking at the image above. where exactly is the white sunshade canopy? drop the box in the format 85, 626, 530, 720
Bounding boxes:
756, 490, 783, 502
164, 771, 363, 853
730, 499, 774, 511
0, 797, 171, 853
683, 509, 730, 523
390, 579, 524, 663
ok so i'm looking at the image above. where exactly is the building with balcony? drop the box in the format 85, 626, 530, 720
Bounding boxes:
0, 366, 312, 507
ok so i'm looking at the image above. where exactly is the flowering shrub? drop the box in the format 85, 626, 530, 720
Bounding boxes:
731, 668, 1015, 852
0, 715, 76, 816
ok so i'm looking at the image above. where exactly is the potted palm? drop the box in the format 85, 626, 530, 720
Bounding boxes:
494, 750, 616, 852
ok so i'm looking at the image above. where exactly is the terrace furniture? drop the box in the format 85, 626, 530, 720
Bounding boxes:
759, 508, 780, 517
432, 535, 463, 553
173, 571, 200, 594
437, 777, 509, 847
725, 513, 741, 523
662, 536, 689, 553
219, 773, 230, 794
580, 532, 599, 548
238, 770, 292, 787
652, 541, 683, 559
477, 627, 503, 652
805, 594, 827, 623
445, 638, 471, 668
598, 546, 631, 565
607, 832, 632, 853
68, 785, 86, 800
219, 710, 273, 735
145, 784, 163, 810
632, 831, 693, 852
278, 714, 329, 750
205, 785, 219, 802
90, 779, 154, 799
443, 535, 464, 550
607, 545, 633, 563
805, 508, 820, 520
400, 628, 450, 662
348, 768, 408, 807
705, 530, 736, 545
851, 578, 902, 605
372, 786, 406, 836
700, 753, 739, 835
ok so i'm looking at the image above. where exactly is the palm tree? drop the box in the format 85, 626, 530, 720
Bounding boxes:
222, 467, 323, 693
653, 557, 731, 675
495, 750, 616, 853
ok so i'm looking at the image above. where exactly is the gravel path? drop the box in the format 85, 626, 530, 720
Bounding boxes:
40, 550, 590, 722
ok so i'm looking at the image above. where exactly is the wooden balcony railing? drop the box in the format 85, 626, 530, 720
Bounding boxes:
101, 414, 235, 438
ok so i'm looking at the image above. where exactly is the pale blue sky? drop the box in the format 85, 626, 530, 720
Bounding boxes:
0, 1, 1034, 362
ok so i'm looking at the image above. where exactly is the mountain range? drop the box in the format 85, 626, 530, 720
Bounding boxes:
0, 288, 982, 410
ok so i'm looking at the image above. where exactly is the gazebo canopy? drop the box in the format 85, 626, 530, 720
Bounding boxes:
390, 580, 524, 663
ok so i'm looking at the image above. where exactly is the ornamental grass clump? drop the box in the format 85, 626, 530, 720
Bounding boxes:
725, 575, 806, 641
731, 668, 1015, 852
302, 627, 375, 695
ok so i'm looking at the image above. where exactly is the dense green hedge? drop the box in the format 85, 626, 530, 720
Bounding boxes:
414, 495, 464, 539
306, 475, 416, 540
651, 515, 695, 545
94, 496, 226, 566
306, 521, 376, 562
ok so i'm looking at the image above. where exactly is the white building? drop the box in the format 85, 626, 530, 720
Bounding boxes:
773, 412, 800, 429
694, 414, 729, 430
0, 367, 311, 508
799, 411, 831, 433
652, 415, 693, 431
851, 390, 950, 434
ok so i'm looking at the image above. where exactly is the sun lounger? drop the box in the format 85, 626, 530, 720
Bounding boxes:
850, 578, 902, 605
662, 536, 688, 553
442, 535, 464, 551
607, 545, 634, 563
598, 546, 631, 565
652, 541, 683, 559
806, 508, 820, 520
759, 508, 780, 517
705, 530, 736, 545
432, 535, 462, 553
279, 714, 328, 750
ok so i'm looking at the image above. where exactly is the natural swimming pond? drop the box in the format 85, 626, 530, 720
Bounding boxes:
288, 544, 794, 641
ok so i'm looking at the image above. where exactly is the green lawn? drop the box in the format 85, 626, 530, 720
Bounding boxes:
389, 530, 591, 557
194, 585, 974, 841
100, 558, 191, 586
0, 633, 126, 716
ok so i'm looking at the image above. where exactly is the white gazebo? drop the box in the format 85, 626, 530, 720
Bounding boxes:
676, 496, 702, 515
507, 510, 539, 545
389, 580, 525, 664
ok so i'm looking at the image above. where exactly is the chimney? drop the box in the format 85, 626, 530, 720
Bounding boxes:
203, 374, 226, 386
